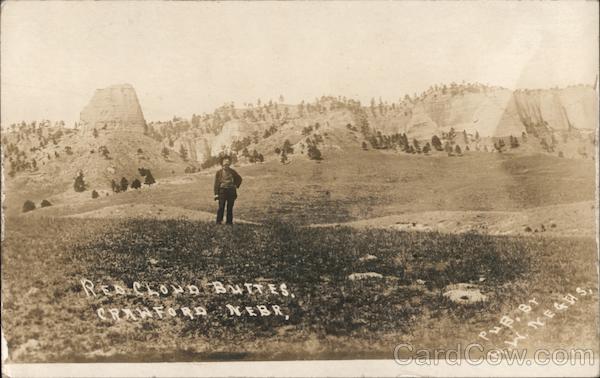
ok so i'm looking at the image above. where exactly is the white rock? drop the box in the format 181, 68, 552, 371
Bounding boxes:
443, 283, 488, 304
348, 272, 383, 281
80, 84, 146, 134
358, 254, 378, 262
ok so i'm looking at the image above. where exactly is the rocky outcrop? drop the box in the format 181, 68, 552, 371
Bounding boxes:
80, 84, 146, 134
513, 86, 598, 133
367, 85, 597, 139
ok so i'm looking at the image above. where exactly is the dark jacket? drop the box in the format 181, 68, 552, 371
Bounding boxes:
214, 168, 242, 197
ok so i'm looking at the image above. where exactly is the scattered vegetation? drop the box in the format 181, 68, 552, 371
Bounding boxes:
1, 217, 597, 362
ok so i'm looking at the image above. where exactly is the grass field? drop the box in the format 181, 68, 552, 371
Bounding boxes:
2, 151, 598, 362
7, 151, 596, 225
2, 216, 598, 362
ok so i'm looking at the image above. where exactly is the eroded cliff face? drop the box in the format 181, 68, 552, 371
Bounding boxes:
367, 86, 597, 140
513, 87, 598, 133
171, 137, 212, 163
80, 84, 146, 134
162, 85, 597, 163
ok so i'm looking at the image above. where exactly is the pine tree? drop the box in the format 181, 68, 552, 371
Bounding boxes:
120, 177, 129, 192
111, 179, 120, 193
370, 98, 376, 116
413, 139, 421, 153
495, 138, 506, 152
144, 171, 156, 185
307, 145, 322, 160
423, 142, 431, 154
283, 139, 294, 154
74, 171, 87, 192
431, 135, 443, 151
179, 144, 188, 161
447, 127, 457, 144
444, 142, 453, 155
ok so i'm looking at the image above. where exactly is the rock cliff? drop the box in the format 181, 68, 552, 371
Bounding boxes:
80, 84, 146, 134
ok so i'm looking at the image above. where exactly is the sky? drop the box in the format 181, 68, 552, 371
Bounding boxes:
1, 1, 598, 126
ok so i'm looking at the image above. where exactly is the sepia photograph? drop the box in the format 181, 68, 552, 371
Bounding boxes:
1, 1, 599, 377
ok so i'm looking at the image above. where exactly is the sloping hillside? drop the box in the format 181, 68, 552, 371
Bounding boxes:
3, 128, 189, 195
2, 84, 190, 196
148, 84, 597, 164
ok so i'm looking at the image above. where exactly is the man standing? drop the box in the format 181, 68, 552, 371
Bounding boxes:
214, 157, 242, 225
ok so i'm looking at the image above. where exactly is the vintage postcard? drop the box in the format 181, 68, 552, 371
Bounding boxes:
1, 1, 599, 377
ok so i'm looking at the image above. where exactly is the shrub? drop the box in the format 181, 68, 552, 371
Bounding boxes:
40, 199, 52, 207
91, 190, 99, 199
22, 200, 36, 213
131, 179, 142, 189
120, 177, 129, 192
